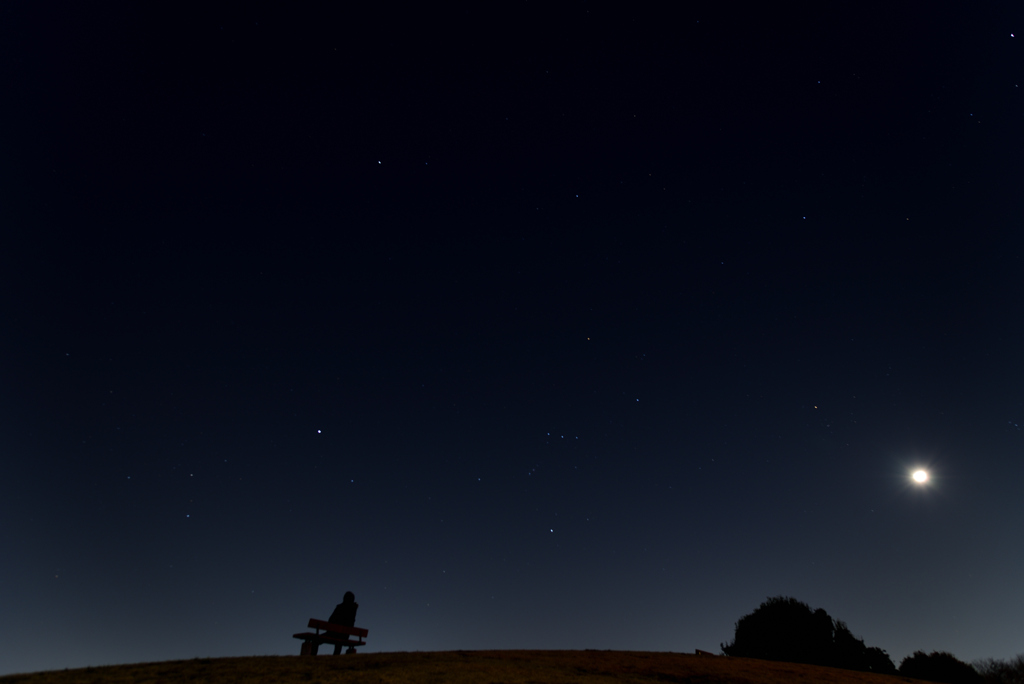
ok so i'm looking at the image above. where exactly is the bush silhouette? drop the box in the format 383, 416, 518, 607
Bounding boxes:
721, 596, 895, 674
899, 651, 981, 684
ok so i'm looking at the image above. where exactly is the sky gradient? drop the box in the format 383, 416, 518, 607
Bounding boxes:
2, 1, 1023, 676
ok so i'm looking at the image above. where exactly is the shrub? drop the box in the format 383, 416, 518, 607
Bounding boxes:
899, 651, 982, 684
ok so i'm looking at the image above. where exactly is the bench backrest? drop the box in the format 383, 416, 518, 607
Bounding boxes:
308, 618, 369, 639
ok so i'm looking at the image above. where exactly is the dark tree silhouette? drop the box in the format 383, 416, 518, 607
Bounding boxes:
974, 654, 1024, 684
721, 597, 832, 665
864, 646, 899, 675
899, 651, 982, 684
721, 596, 895, 674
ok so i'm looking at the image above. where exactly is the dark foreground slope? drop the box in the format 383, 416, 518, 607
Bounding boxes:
1, 650, 926, 684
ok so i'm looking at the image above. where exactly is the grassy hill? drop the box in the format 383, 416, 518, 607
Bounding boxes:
0, 650, 928, 684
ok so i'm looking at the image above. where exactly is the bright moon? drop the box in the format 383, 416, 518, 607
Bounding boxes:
912, 469, 929, 484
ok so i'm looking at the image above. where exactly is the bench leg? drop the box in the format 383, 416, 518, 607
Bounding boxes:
310, 642, 320, 656
300, 641, 312, 656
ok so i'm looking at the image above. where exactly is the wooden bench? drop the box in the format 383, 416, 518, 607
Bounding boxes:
293, 618, 369, 655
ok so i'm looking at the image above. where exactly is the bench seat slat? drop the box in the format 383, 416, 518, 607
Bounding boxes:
293, 632, 365, 645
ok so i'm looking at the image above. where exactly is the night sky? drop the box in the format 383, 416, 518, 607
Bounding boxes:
3, 1, 1023, 676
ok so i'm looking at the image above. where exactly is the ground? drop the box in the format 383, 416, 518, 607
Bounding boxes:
0, 650, 929, 684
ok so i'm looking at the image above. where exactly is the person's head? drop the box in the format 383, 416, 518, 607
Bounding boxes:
343, 591, 355, 603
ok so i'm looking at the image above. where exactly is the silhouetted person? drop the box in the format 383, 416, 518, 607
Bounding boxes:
327, 591, 358, 655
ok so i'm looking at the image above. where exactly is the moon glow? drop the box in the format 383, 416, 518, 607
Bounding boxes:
912, 469, 929, 484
